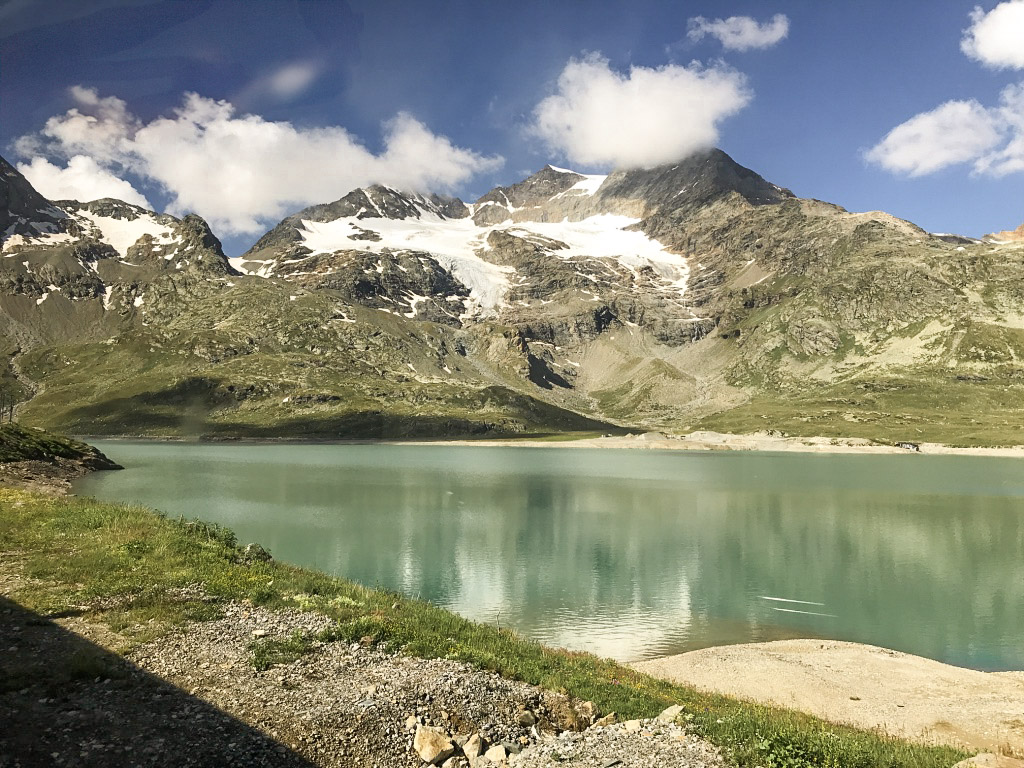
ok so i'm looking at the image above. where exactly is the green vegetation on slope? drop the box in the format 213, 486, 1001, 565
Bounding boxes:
0, 423, 115, 464
0, 488, 966, 768
699, 367, 1024, 447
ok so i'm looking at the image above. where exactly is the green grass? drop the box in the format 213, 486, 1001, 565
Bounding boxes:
0, 488, 967, 768
0, 423, 102, 464
249, 630, 316, 671
700, 368, 1024, 447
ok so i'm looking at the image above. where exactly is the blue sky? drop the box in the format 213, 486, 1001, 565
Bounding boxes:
2, 0, 1022, 255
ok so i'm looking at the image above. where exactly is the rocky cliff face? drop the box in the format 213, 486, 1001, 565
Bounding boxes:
985, 222, 1024, 243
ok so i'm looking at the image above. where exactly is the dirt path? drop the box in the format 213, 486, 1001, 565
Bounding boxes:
633, 640, 1024, 755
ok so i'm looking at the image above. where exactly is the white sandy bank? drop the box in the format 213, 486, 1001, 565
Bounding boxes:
399, 430, 1024, 458
632, 639, 1024, 754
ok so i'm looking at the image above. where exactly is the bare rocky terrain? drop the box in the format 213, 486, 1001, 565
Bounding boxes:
0, 566, 725, 768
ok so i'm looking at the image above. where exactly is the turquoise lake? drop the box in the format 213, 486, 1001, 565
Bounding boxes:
74, 442, 1024, 669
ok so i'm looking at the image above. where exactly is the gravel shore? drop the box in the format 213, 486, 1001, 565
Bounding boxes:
1, 570, 725, 768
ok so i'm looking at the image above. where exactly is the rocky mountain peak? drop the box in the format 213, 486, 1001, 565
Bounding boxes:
471, 165, 598, 226
596, 148, 793, 218
0, 154, 65, 238
242, 185, 469, 259
474, 165, 584, 212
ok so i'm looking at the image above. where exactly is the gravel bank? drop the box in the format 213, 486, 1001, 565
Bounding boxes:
1, 572, 725, 767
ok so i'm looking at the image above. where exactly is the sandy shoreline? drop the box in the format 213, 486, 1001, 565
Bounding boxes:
394, 430, 1024, 458
75, 428, 1024, 457
633, 639, 1024, 756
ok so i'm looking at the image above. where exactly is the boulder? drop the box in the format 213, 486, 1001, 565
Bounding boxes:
656, 704, 684, 723
516, 709, 537, 727
482, 744, 507, 763
414, 724, 456, 765
463, 733, 486, 761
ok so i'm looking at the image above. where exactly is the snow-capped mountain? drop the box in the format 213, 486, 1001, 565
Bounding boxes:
3, 148, 1023, 443
0, 156, 232, 343
231, 173, 696, 328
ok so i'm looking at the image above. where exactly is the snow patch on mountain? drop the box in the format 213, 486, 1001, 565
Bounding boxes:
299, 214, 513, 309
2, 230, 75, 254
509, 215, 689, 291
77, 210, 175, 258
563, 174, 606, 197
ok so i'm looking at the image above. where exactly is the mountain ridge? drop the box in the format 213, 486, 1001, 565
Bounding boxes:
3, 148, 1024, 445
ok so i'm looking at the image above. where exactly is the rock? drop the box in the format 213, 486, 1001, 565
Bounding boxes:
441, 758, 469, 768
251, 629, 268, 638
405, 714, 419, 731
592, 712, 617, 727
623, 719, 642, 732
483, 744, 507, 763
414, 724, 457, 765
656, 704, 684, 723
577, 700, 598, 724
240, 542, 272, 563
463, 733, 486, 761
516, 709, 537, 727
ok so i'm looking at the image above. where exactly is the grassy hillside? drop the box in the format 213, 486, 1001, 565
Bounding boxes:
0, 487, 966, 768
0, 423, 117, 465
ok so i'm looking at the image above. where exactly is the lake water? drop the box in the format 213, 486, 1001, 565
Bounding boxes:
74, 442, 1024, 669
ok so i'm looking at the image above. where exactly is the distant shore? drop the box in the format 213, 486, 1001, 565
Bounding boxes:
394, 430, 1024, 458
74, 428, 1024, 457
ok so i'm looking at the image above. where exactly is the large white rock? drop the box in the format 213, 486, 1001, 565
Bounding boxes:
414, 724, 457, 765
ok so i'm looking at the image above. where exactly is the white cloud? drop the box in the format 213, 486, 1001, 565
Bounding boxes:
15, 86, 141, 168
233, 61, 323, 107
17, 155, 152, 208
975, 82, 1024, 175
265, 62, 320, 98
687, 14, 789, 52
529, 53, 750, 169
866, 83, 1024, 177
961, 1, 1024, 70
17, 87, 503, 235
865, 100, 1003, 176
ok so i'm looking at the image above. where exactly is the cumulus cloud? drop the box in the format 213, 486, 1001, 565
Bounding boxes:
687, 14, 789, 52
865, 99, 1004, 176
961, 1, 1024, 70
529, 53, 750, 169
975, 82, 1024, 175
14, 86, 140, 168
18, 155, 152, 208
16, 87, 504, 235
868, 2, 1024, 179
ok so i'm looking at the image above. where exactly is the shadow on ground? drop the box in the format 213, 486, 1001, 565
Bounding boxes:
0, 596, 317, 767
